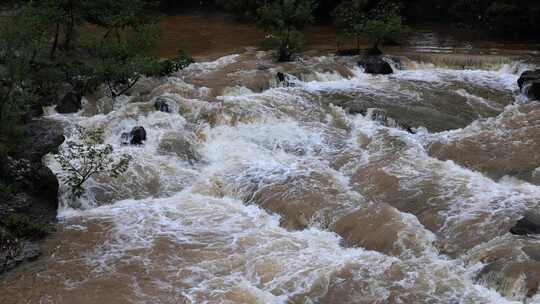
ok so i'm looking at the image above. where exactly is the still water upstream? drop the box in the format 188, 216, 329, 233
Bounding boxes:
2, 13, 540, 304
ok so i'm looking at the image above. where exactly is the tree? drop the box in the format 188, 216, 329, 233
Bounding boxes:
89, 25, 163, 98
334, 0, 406, 55
0, 5, 51, 156
257, 0, 315, 62
81, 0, 165, 98
333, 0, 369, 54
55, 127, 131, 199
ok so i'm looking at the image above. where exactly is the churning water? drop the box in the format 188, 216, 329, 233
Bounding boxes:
2, 50, 540, 304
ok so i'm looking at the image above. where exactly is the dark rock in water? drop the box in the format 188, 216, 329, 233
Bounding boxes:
131, 126, 147, 145
518, 70, 540, 100
56, 92, 82, 114
523, 81, 540, 101
121, 132, 131, 145
369, 108, 391, 124
277, 72, 286, 83
276, 72, 296, 87
123, 126, 147, 145
510, 213, 540, 235
518, 70, 540, 88
358, 56, 393, 75
154, 97, 171, 113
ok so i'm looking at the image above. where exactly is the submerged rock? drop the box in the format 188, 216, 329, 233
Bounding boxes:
122, 126, 147, 145
518, 70, 540, 100
358, 56, 393, 75
56, 92, 82, 114
256, 63, 273, 71
510, 213, 540, 235
358, 108, 416, 134
158, 132, 200, 163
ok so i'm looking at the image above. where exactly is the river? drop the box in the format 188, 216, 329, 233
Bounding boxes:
2, 13, 540, 304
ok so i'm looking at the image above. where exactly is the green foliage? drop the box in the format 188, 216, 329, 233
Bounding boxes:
2, 214, 52, 239
257, 0, 315, 62
0, 6, 46, 156
159, 50, 194, 77
334, 0, 406, 54
88, 26, 162, 98
83, 0, 159, 29
333, 0, 368, 52
55, 127, 132, 199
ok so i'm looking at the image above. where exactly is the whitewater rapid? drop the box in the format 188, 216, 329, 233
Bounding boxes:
2, 51, 540, 304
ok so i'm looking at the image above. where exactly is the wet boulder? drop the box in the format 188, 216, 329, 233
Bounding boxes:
358, 56, 393, 75
16, 119, 65, 162
56, 92, 82, 114
518, 70, 540, 100
510, 213, 540, 235
276, 72, 296, 87
122, 126, 147, 145
154, 97, 172, 113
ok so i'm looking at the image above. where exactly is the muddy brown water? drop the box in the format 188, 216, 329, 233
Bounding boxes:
3, 13, 540, 304
155, 13, 540, 60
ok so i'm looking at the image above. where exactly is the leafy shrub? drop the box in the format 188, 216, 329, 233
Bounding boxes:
158, 50, 194, 76
55, 127, 132, 199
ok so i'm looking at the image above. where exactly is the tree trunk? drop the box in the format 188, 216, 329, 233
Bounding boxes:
50, 23, 60, 59
279, 29, 291, 62
63, 4, 75, 51
369, 39, 383, 55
